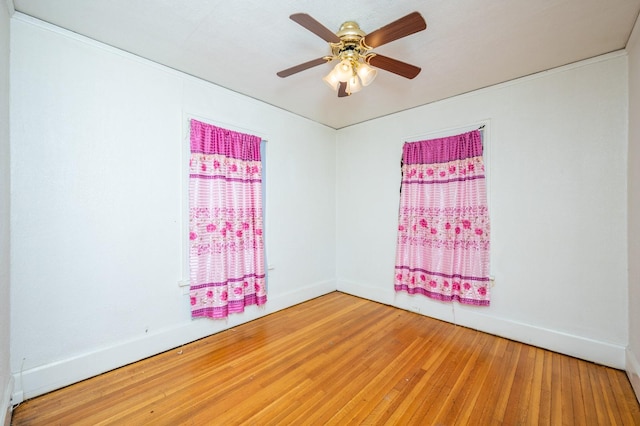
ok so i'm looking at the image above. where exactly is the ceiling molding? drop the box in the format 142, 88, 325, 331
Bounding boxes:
627, 9, 640, 49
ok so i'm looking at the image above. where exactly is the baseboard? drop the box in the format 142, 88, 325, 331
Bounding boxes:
12, 280, 335, 402
627, 348, 640, 403
1, 376, 13, 426
337, 279, 626, 369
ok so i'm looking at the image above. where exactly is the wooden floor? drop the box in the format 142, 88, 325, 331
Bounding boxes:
11, 292, 640, 425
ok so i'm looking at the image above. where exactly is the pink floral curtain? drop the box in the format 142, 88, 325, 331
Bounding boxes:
188, 119, 266, 318
394, 129, 491, 306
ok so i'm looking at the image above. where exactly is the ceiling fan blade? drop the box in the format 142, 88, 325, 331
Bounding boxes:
337, 81, 349, 97
368, 54, 421, 79
277, 57, 329, 78
363, 12, 426, 48
290, 13, 341, 43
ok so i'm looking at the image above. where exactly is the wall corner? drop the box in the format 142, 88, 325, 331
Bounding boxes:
1, 376, 14, 426
626, 347, 640, 404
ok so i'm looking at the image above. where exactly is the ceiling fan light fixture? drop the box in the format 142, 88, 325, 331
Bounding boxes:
347, 74, 362, 94
322, 69, 341, 91
334, 59, 353, 82
356, 62, 377, 86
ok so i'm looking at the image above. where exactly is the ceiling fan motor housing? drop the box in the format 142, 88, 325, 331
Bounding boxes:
331, 21, 371, 63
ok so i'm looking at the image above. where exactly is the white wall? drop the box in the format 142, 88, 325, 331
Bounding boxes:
336, 52, 629, 369
0, 1, 12, 424
627, 14, 640, 402
9, 15, 336, 401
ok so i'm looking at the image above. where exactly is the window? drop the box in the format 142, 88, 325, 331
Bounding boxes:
181, 117, 267, 318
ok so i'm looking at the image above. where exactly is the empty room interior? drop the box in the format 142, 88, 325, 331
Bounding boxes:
1, 0, 640, 424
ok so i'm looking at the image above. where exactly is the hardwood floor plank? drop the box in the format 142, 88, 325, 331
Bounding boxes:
434, 331, 495, 425
469, 336, 512, 424
598, 364, 626, 425
569, 356, 587, 425
11, 292, 640, 425
490, 340, 523, 423
560, 354, 575, 424
502, 344, 535, 424
550, 352, 564, 425
606, 368, 640, 425
457, 332, 509, 424
411, 328, 486, 422
525, 347, 545, 424
538, 350, 553, 425
578, 358, 600, 425
427, 331, 486, 423
589, 360, 613, 425
383, 325, 474, 423
325, 336, 431, 425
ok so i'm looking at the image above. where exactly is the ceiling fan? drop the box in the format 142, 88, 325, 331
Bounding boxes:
277, 12, 427, 97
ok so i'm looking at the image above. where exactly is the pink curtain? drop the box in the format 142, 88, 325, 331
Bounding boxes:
394, 130, 491, 306
188, 119, 266, 318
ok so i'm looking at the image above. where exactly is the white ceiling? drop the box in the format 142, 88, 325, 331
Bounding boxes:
11, 0, 640, 129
